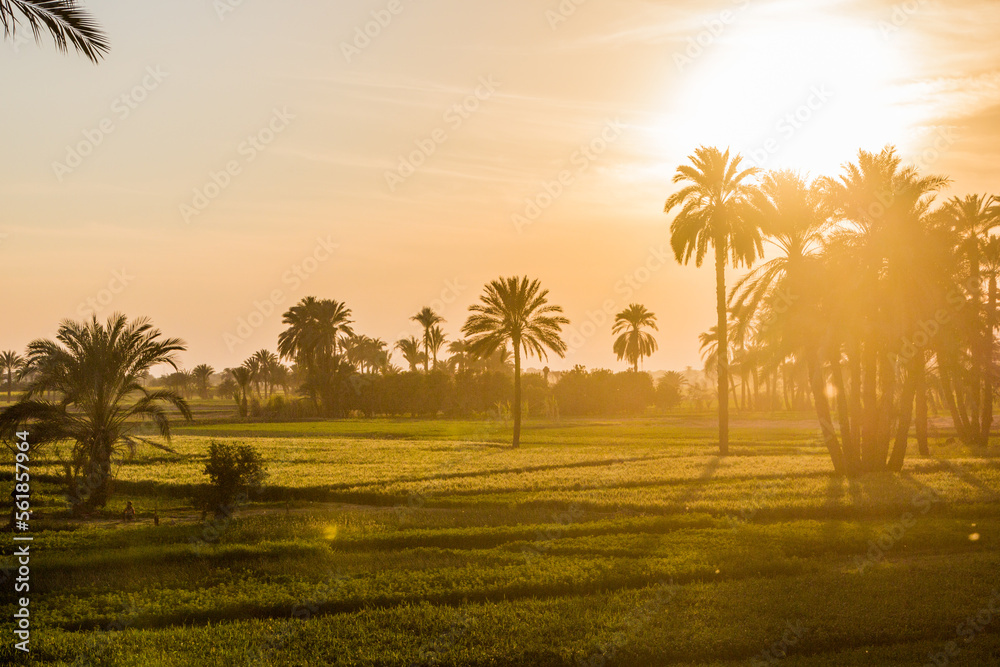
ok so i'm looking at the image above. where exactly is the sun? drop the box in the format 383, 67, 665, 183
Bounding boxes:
654, 10, 917, 178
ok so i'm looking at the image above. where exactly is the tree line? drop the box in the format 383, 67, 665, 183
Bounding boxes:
668, 145, 999, 473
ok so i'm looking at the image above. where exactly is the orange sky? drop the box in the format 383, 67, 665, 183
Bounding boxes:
3, 0, 1000, 373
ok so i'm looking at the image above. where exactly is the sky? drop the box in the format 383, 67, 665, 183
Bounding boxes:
2, 0, 1000, 373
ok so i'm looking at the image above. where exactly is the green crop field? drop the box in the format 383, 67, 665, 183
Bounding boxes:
4, 417, 1000, 665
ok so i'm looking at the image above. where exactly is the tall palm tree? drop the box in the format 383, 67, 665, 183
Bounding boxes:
931, 194, 1000, 449
192, 364, 215, 400
612, 304, 658, 372
427, 325, 447, 370
411, 307, 444, 373
278, 297, 354, 415
0, 315, 191, 511
666, 146, 763, 455
462, 276, 569, 448
1, 0, 108, 62
730, 170, 849, 470
394, 336, 426, 372
821, 146, 948, 471
1, 350, 23, 402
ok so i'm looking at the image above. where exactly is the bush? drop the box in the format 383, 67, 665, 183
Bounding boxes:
203, 441, 267, 513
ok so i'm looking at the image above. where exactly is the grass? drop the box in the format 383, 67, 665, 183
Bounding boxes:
3, 416, 1000, 665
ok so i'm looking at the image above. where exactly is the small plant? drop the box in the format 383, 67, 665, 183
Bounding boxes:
203, 441, 267, 514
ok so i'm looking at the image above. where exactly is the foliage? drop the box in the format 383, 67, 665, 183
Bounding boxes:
202, 441, 267, 511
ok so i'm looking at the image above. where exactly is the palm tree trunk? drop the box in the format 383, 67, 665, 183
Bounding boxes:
888, 358, 917, 472
424, 333, 430, 374
512, 340, 522, 448
861, 338, 880, 472
915, 351, 929, 455
715, 241, 729, 456
806, 350, 843, 474
831, 353, 859, 474
980, 275, 996, 448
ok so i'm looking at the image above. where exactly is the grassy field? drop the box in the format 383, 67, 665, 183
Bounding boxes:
3, 416, 1000, 665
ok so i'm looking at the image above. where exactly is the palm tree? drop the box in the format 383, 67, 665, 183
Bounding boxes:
447, 339, 472, 373
0, 0, 108, 62
821, 146, 949, 471
731, 170, 849, 470
347, 336, 389, 374
230, 367, 252, 417
1, 350, 23, 402
394, 336, 426, 372
192, 364, 215, 400
612, 304, 658, 372
278, 297, 354, 415
462, 276, 569, 448
931, 194, 999, 449
0, 315, 191, 511
666, 146, 763, 455
248, 350, 279, 399
427, 325, 447, 370
411, 307, 444, 373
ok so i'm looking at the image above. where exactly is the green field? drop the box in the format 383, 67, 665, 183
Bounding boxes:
4, 417, 1000, 665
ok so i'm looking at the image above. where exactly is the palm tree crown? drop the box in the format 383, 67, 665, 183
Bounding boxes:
411, 307, 444, 373
0, 314, 191, 510
462, 276, 568, 447
1, 0, 108, 62
612, 304, 658, 372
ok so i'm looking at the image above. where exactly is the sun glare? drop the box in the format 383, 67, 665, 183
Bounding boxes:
660, 12, 914, 177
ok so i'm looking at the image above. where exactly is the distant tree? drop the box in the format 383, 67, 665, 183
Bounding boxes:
278, 297, 354, 415
394, 336, 426, 372
612, 304, 659, 372
165, 370, 193, 399
192, 364, 215, 400
446, 339, 471, 373
427, 325, 447, 370
411, 307, 444, 374
655, 371, 686, 410
1, 350, 23, 402
229, 367, 252, 417
462, 276, 569, 448
0, 0, 108, 62
666, 145, 763, 455
0, 315, 191, 512
347, 335, 389, 374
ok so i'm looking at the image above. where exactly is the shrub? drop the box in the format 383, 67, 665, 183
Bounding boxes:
203, 441, 267, 513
